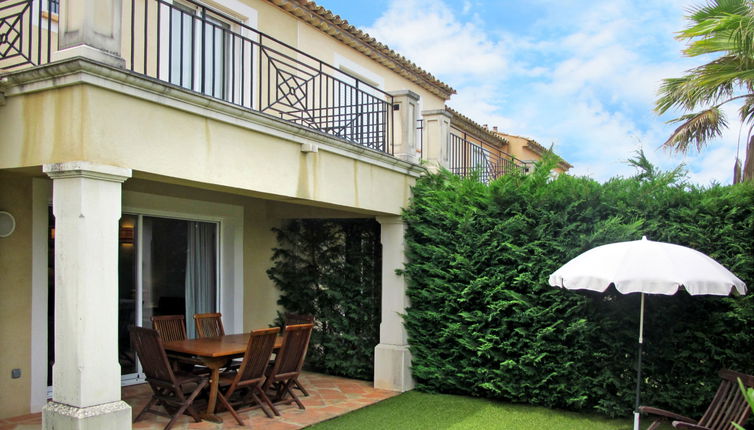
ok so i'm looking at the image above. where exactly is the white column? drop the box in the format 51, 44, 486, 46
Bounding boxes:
390, 90, 420, 164
421, 109, 453, 172
374, 216, 414, 392
52, 0, 125, 68
42, 162, 132, 430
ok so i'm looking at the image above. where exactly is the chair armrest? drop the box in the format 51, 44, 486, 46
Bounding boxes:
672, 421, 712, 430
639, 406, 697, 424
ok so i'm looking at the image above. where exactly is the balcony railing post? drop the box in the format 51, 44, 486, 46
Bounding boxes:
52, 0, 125, 68
389, 90, 420, 163
421, 109, 453, 172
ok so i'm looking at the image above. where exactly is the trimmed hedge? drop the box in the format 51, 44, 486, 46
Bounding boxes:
402, 157, 754, 418
267, 219, 381, 380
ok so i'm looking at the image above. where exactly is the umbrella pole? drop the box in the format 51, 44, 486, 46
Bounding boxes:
633, 293, 645, 430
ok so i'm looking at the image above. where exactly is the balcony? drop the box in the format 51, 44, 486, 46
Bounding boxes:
0, 0, 394, 154
447, 125, 527, 184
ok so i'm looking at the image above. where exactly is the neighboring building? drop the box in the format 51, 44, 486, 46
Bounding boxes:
444, 107, 529, 183
0, 0, 565, 426
490, 130, 572, 174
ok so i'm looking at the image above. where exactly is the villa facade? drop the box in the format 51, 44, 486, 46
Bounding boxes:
0, 0, 567, 427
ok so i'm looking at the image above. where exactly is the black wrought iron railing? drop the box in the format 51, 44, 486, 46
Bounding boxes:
0, 0, 394, 154
124, 0, 393, 153
448, 128, 525, 183
0, 0, 58, 71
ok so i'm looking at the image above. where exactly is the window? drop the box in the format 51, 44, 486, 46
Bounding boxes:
169, 2, 230, 99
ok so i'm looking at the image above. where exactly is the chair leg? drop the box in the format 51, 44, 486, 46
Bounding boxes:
293, 378, 310, 397
275, 380, 305, 410
646, 420, 663, 430
167, 380, 208, 430
253, 387, 277, 418
286, 382, 305, 410
217, 392, 245, 426
134, 397, 158, 422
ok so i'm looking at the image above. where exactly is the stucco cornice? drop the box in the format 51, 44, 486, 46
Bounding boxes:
265, 0, 456, 100
2, 58, 426, 178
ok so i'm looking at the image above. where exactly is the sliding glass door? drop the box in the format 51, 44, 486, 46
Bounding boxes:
49, 210, 219, 386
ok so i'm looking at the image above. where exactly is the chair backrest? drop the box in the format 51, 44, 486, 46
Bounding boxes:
151, 315, 187, 343
270, 323, 313, 381
226, 328, 279, 396
194, 312, 225, 338
697, 369, 754, 430
284, 312, 315, 326
129, 326, 176, 385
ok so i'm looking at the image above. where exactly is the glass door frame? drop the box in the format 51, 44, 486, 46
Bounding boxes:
121, 211, 221, 385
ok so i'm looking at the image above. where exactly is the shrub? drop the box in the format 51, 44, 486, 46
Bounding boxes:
267, 219, 381, 380
402, 155, 754, 417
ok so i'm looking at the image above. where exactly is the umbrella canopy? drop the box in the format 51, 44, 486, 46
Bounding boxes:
548, 236, 746, 296
548, 236, 746, 430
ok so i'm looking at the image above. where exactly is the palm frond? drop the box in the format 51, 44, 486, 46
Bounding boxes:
663, 107, 728, 152
739, 95, 754, 124
657, 0, 754, 160
682, 28, 738, 56
680, 3, 754, 58
687, 0, 749, 24
693, 58, 754, 87
656, 70, 737, 114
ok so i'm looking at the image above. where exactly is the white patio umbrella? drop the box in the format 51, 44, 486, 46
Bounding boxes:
548, 236, 746, 430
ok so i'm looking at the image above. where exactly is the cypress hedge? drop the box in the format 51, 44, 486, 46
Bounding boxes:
402, 155, 754, 418
267, 219, 381, 380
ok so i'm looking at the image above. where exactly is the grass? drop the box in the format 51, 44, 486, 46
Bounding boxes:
308, 391, 673, 430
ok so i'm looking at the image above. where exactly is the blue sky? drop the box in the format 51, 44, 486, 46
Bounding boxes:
316, 0, 746, 184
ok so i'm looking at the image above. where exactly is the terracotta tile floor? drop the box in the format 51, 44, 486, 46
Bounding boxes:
0, 372, 398, 429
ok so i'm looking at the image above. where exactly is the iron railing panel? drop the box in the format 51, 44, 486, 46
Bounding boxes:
0, 0, 56, 71
0, 0, 394, 155
448, 127, 526, 183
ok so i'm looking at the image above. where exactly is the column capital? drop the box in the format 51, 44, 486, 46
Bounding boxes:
389, 90, 421, 102
375, 216, 405, 227
421, 109, 453, 120
44, 162, 132, 183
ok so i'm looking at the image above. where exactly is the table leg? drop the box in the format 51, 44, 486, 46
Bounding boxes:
200, 358, 228, 423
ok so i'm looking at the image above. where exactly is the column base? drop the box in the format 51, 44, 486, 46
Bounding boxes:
43, 400, 131, 430
374, 343, 415, 392
52, 45, 126, 69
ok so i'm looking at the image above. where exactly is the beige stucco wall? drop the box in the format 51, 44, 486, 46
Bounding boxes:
0, 81, 415, 216
294, 21, 446, 112
0, 174, 33, 418
0, 169, 386, 419
121, 178, 371, 338
240, 0, 447, 111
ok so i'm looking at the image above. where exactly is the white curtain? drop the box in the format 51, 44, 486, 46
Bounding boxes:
185, 221, 217, 338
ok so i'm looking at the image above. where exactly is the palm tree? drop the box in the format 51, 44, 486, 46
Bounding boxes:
656, 0, 754, 183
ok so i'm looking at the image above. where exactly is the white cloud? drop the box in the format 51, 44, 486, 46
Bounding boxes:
362, 0, 508, 83
363, 0, 742, 184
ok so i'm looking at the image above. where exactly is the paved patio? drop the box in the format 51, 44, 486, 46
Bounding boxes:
0, 372, 398, 430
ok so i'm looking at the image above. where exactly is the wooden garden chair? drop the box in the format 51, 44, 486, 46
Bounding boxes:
263, 323, 314, 415
151, 315, 187, 342
152, 314, 209, 374
640, 369, 754, 430
215, 327, 280, 425
283, 313, 315, 396
129, 326, 208, 430
194, 312, 225, 338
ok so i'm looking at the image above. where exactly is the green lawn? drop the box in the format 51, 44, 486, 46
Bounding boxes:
308, 391, 673, 430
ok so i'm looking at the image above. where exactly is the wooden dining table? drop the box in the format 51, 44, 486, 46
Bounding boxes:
163, 333, 283, 423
